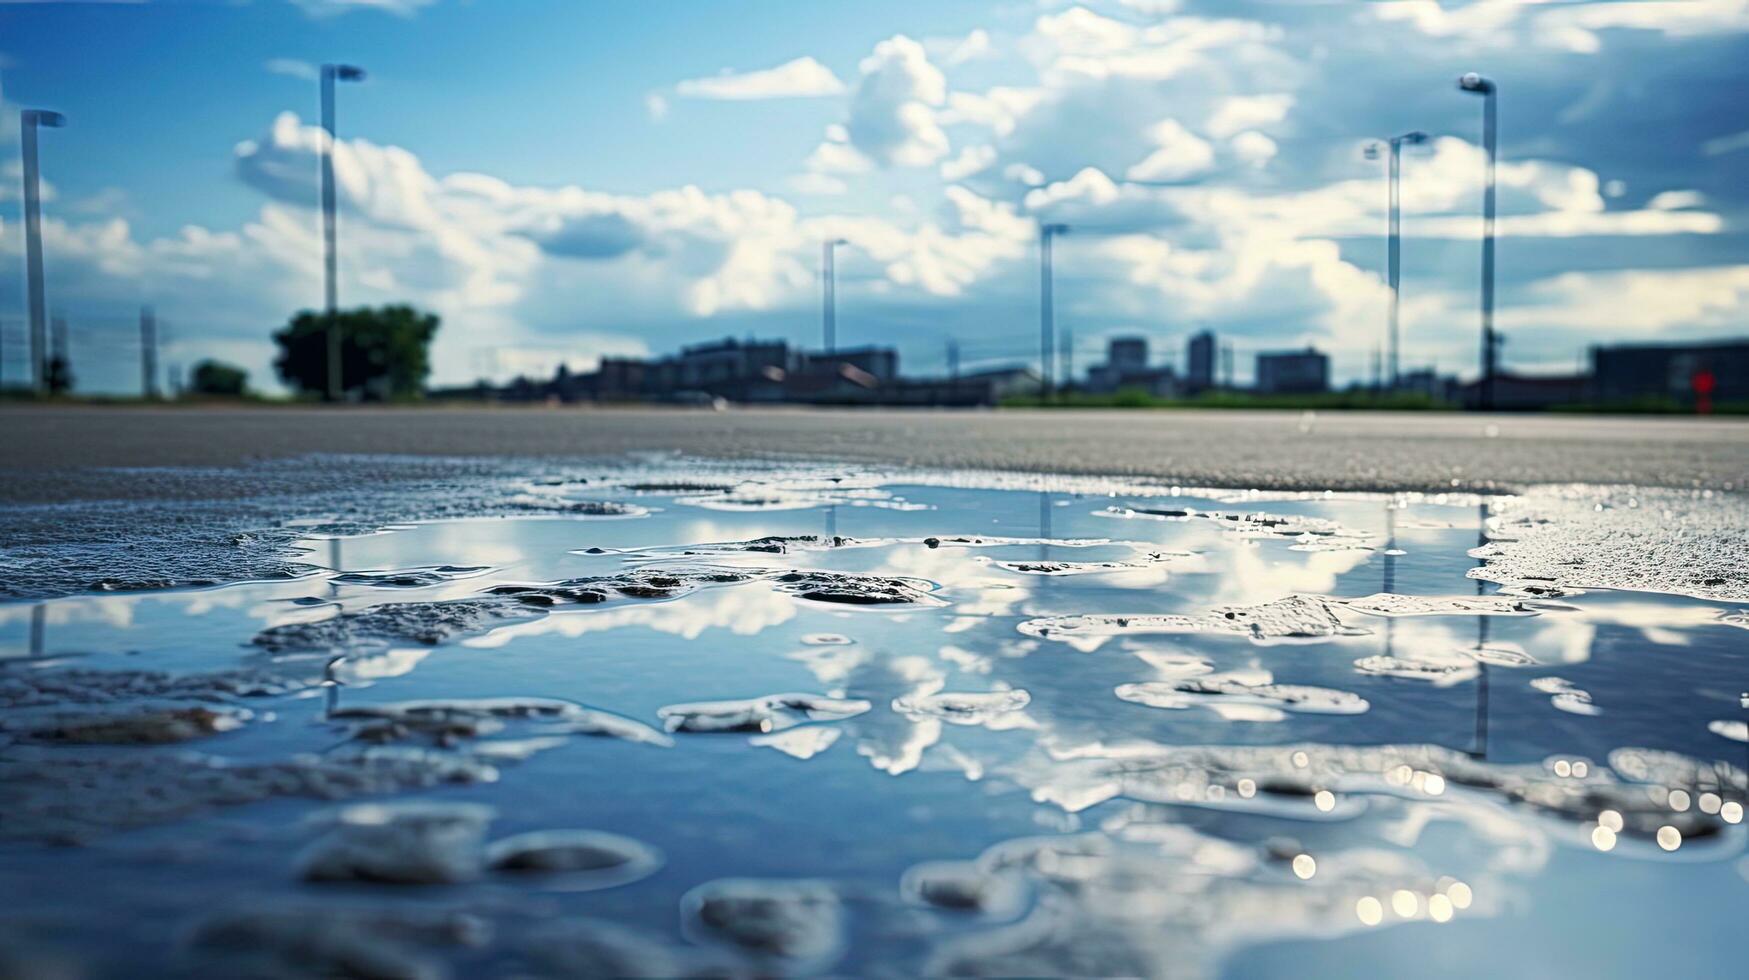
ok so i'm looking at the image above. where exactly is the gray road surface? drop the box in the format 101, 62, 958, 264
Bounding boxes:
3, 405, 1745, 503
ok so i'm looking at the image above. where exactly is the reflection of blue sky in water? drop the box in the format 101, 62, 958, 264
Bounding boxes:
0, 467, 1745, 976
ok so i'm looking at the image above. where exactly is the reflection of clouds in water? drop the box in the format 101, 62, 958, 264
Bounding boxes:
787, 645, 871, 687
1201, 541, 1373, 606
872, 544, 1034, 619
0, 595, 141, 631
331, 647, 431, 685
939, 644, 993, 675
461, 585, 796, 648
846, 654, 948, 776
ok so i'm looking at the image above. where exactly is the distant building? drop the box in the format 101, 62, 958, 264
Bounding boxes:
675, 338, 789, 394
1254, 347, 1329, 394
1108, 337, 1148, 372
1460, 372, 1588, 411
1591, 339, 1749, 406
801, 346, 898, 381
1396, 368, 1460, 403
1086, 336, 1177, 397
1186, 330, 1216, 391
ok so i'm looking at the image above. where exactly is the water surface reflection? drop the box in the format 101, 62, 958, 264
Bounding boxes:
0, 468, 1743, 976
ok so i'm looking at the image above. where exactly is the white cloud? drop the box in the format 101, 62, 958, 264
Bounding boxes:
1648, 190, 1705, 210
846, 35, 950, 166
1374, 0, 1749, 52
932, 28, 996, 66
264, 58, 318, 82
1230, 130, 1277, 167
938, 87, 1043, 138
1124, 118, 1215, 182
645, 93, 669, 121
1205, 93, 1292, 140
940, 144, 997, 182
674, 56, 846, 100
1500, 265, 1749, 334
1701, 129, 1749, 156
803, 128, 874, 175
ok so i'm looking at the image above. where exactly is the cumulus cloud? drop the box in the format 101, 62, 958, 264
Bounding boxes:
1500, 265, 1749, 335
675, 56, 846, 100
846, 35, 950, 166
940, 144, 997, 182
1124, 119, 1215, 182
1205, 93, 1292, 140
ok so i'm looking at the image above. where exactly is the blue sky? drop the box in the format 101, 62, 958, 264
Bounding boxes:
3, 0, 1747, 393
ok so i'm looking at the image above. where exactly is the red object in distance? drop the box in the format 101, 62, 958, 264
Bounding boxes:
1691, 369, 1715, 415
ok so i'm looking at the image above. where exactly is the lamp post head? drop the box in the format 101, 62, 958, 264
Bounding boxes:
1457, 72, 1494, 94
828, 237, 848, 248
1042, 222, 1070, 237
1364, 142, 1381, 160
23, 110, 67, 129
327, 64, 367, 82
1400, 130, 1429, 146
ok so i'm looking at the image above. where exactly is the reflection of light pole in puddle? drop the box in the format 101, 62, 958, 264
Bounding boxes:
1381, 502, 1397, 659
328, 537, 344, 597
824, 504, 837, 541
324, 536, 346, 717
1470, 500, 1491, 759
323, 654, 344, 719
1038, 490, 1053, 562
30, 604, 46, 659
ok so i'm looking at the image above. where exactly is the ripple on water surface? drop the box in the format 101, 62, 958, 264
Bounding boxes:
0, 463, 1744, 977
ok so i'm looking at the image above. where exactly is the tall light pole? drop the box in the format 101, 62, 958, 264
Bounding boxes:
20, 109, 67, 395
1458, 72, 1497, 411
1366, 130, 1427, 389
320, 64, 366, 402
821, 238, 846, 353
1039, 222, 1069, 400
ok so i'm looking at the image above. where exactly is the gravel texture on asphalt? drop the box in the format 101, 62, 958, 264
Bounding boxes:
3, 405, 1745, 502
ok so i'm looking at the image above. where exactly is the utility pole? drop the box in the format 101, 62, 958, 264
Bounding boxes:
20, 109, 67, 395
140, 307, 159, 399
1367, 131, 1427, 389
1039, 223, 1069, 401
821, 239, 847, 354
1459, 72, 1498, 410
947, 339, 960, 380
320, 64, 366, 402
47, 314, 69, 394
1061, 327, 1073, 389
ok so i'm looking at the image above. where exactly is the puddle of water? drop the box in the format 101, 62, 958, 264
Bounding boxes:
0, 466, 1744, 977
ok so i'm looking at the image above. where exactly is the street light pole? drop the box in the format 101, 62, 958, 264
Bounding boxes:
1367, 131, 1427, 389
821, 238, 846, 354
1459, 72, 1498, 410
320, 64, 365, 402
19, 109, 66, 395
1040, 222, 1069, 401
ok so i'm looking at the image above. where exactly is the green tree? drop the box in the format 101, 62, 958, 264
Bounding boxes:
190, 359, 249, 397
44, 355, 74, 395
272, 305, 440, 401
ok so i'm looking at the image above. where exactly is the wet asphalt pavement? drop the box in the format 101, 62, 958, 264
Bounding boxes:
2, 405, 1744, 503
